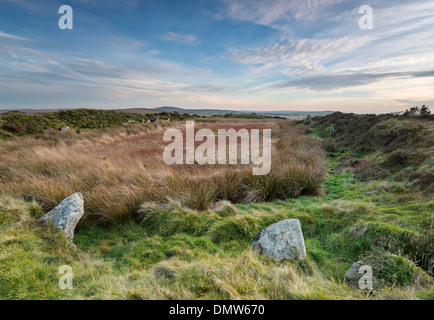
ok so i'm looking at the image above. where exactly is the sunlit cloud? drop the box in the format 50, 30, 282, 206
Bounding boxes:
0, 0, 433, 112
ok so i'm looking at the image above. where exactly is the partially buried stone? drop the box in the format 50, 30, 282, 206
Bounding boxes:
252, 219, 307, 262
38, 192, 84, 241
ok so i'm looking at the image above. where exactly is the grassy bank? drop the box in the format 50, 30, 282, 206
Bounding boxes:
310, 111, 433, 195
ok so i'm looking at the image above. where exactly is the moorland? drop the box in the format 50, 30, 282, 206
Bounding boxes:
0, 108, 432, 299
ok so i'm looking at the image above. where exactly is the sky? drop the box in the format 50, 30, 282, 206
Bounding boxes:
0, 0, 433, 113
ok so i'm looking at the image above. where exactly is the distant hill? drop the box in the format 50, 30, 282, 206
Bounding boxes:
118, 107, 245, 116
1, 107, 335, 118
119, 107, 335, 118
0, 109, 68, 114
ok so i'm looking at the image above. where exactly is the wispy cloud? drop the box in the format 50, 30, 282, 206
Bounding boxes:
160, 32, 200, 45
221, 0, 434, 111
273, 70, 434, 92
219, 0, 347, 28
227, 37, 369, 76
0, 37, 230, 108
1, 0, 434, 112
0, 31, 30, 41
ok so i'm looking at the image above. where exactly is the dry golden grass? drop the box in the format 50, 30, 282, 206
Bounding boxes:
0, 118, 325, 224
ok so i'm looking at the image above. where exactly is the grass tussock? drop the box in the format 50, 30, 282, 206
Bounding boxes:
141, 121, 325, 211
1, 176, 432, 300
1, 113, 432, 300
0, 119, 325, 224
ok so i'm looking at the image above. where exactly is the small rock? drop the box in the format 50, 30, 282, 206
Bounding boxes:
344, 260, 364, 282
252, 219, 306, 261
38, 193, 84, 241
60, 126, 70, 132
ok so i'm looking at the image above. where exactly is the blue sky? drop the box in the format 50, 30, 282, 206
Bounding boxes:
0, 0, 433, 112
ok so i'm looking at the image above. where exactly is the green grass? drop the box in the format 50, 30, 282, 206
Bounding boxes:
1, 170, 432, 299
1, 113, 432, 299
